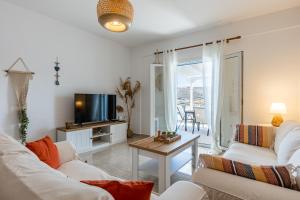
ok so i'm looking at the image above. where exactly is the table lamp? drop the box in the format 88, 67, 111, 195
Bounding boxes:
270, 103, 287, 127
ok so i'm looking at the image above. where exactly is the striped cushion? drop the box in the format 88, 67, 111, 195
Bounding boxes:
199, 154, 298, 190
235, 124, 274, 148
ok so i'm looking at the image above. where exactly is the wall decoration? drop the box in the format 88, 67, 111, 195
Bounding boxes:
4, 57, 34, 144
54, 57, 61, 86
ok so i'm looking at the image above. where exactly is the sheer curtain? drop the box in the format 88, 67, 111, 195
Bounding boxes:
163, 50, 178, 131
202, 42, 225, 152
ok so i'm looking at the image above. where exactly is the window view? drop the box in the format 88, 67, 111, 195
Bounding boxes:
176, 62, 212, 146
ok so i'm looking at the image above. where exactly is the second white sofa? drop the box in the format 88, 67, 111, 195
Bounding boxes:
192, 121, 300, 200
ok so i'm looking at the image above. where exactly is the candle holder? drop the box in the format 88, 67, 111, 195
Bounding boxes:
54, 57, 61, 86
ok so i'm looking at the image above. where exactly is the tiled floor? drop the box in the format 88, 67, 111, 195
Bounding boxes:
177, 122, 212, 146
91, 134, 212, 192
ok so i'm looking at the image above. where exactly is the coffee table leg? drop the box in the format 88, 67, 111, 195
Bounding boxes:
158, 155, 171, 194
165, 156, 171, 189
192, 139, 198, 169
158, 155, 165, 194
132, 148, 138, 179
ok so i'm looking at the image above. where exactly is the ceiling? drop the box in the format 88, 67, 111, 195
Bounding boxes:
3, 0, 300, 47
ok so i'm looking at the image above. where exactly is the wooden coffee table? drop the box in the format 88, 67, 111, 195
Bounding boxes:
129, 133, 200, 193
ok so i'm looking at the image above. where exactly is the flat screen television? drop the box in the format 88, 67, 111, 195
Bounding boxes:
74, 94, 116, 124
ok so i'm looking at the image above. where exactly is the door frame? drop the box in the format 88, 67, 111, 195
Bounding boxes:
150, 64, 164, 136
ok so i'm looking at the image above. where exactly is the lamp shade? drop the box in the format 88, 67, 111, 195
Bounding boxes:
97, 0, 134, 32
270, 103, 287, 114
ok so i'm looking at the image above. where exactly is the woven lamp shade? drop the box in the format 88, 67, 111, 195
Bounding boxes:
97, 0, 134, 32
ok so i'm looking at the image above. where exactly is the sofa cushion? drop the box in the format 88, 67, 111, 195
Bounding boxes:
58, 159, 118, 180
235, 124, 275, 148
26, 136, 60, 169
199, 154, 297, 190
55, 141, 78, 165
224, 143, 277, 165
0, 133, 38, 158
274, 121, 300, 154
158, 181, 206, 200
0, 134, 114, 200
288, 149, 300, 166
81, 180, 154, 200
288, 149, 300, 190
277, 127, 300, 164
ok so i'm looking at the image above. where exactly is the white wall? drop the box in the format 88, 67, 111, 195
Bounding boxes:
0, 1, 131, 141
131, 7, 300, 135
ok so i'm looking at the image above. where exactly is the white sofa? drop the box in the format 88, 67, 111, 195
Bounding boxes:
192, 121, 300, 200
0, 133, 206, 200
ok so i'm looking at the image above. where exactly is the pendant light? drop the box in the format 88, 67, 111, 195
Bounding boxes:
97, 0, 134, 32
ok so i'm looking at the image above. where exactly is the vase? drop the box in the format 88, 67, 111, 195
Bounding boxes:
127, 128, 134, 138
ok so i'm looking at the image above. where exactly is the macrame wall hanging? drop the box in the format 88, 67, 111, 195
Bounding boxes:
5, 57, 34, 144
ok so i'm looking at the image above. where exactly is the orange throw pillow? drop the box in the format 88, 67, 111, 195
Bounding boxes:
26, 136, 60, 169
81, 180, 154, 200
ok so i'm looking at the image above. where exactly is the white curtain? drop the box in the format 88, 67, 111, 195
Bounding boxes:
202, 42, 225, 152
163, 50, 178, 131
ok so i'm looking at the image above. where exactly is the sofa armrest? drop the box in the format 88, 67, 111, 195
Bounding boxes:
157, 181, 207, 200
192, 167, 300, 200
55, 141, 79, 165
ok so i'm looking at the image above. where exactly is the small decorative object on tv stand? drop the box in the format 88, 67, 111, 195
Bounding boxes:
154, 130, 181, 144
65, 122, 75, 129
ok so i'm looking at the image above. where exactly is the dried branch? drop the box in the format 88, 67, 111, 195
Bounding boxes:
131, 99, 135, 109
116, 88, 124, 100
116, 77, 141, 136
123, 77, 130, 90
120, 78, 125, 89
132, 81, 141, 96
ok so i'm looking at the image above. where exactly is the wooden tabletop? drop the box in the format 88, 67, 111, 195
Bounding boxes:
129, 133, 200, 156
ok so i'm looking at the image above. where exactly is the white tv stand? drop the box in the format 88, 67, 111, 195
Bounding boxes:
56, 121, 127, 155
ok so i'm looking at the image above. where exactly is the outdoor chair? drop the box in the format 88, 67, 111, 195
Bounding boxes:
194, 107, 210, 136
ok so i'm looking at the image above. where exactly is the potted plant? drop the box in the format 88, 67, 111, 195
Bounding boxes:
116, 77, 141, 138
19, 108, 29, 144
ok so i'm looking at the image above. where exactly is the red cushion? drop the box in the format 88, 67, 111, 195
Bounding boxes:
81, 180, 154, 200
26, 136, 60, 169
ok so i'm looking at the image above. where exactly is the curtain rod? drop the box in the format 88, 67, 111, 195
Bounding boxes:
154, 35, 241, 55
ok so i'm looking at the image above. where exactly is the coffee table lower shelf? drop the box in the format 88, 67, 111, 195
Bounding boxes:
139, 151, 192, 176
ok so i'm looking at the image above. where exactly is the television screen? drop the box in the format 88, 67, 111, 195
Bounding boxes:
74, 94, 116, 124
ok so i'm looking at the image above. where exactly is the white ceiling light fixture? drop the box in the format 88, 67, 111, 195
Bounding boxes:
97, 0, 134, 32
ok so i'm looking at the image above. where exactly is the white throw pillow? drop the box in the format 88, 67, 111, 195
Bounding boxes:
288, 149, 300, 166
288, 149, 300, 190
274, 121, 300, 154
277, 127, 300, 164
